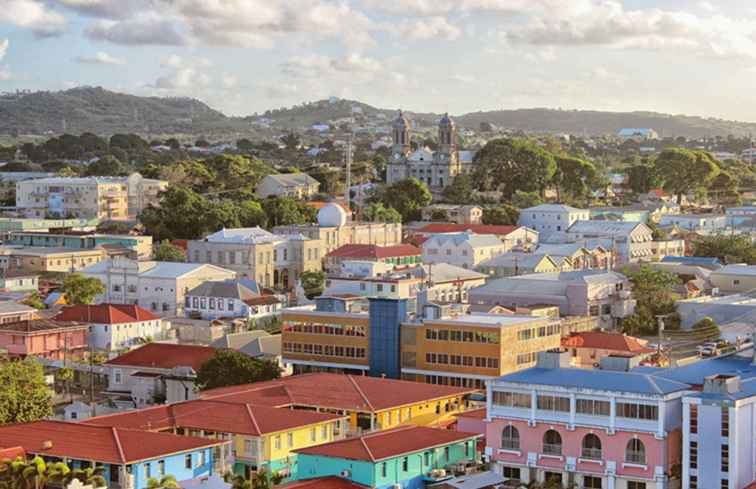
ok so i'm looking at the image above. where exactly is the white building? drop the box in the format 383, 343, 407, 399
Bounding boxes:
518, 204, 589, 235
81, 257, 236, 316
53, 304, 170, 353
422, 232, 508, 269
184, 279, 281, 321
659, 214, 727, 232
566, 220, 685, 264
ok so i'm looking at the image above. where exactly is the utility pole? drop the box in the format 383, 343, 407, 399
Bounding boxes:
345, 133, 353, 212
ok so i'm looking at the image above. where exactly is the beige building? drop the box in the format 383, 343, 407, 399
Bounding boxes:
187, 227, 323, 290
421, 204, 483, 224
16, 173, 168, 220
0, 247, 107, 273
273, 203, 402, 254
256, 173, 320, 199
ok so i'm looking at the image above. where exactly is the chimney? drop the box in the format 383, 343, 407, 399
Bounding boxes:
42, 440, 53, 450
704, 374, 740, 395
536, 348, 571, 369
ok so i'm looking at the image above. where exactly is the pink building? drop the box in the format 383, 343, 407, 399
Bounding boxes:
485, 350, 685, 489
0, 319, 88, 361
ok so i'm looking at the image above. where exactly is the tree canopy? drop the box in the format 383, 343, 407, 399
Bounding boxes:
621, 266, 681, 335
693, 234, 756, 264
300, 270, 326, 299
374, 178, 431, 222
472, 138, 556, 199
196, 350, 281, 390
654, 148, 720, 204
362, 203, 402, 223
482, 204, 520, 225
61, 273, 105, 305
0, 359, 53, 425
154, 240, 186, 262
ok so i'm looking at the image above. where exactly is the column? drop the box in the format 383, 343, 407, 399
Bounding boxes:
657, 400, 666, 438
530, 390, 537, 426
569, 393, 576, 430
485, 382, 493, 422
609, 397, 616, 434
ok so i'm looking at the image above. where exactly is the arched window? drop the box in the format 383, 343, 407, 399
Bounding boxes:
543, 429, 562, 455
581, 433, 602, 460
626, 438, 646, 464
501, 425, 520, 451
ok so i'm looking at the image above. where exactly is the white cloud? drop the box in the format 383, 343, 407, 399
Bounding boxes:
221, 73, 238, 89
282, 53, 384, 79
0, 0, 66, 37
395, 16, 461, 41
0, 40, 8, 63
86, 15, 189, 45
75, 51, 125, 65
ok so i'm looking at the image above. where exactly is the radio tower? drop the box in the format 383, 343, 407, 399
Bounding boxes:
345, 133, 353, 212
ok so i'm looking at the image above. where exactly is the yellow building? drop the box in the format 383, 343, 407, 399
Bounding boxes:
401, 313, 563, 389
16, 177, 129, 220
0, 246, 107, 273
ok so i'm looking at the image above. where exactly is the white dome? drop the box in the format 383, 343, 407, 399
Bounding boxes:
318, 203, 348, 227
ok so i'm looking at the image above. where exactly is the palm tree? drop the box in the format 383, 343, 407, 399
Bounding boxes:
146, 475, 180, 489
230, 471, 282, 489
65, 466, 107, 488
0, 457, 70, 489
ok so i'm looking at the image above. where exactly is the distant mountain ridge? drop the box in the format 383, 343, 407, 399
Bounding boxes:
1, 87, 755, 138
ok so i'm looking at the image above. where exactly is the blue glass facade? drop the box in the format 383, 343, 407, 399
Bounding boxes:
368, 298, 407, 379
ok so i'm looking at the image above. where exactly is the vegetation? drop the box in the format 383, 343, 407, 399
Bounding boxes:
146, 475, 181, 489
228, 471, 283, 489
0, 359, 53, 425
482, 205, 520, 225
653, 148, 720, 204
196, 349, 281, 391
372, 177, 432, 222
154, 240, 186, 262
362, 203, 401, 223
300, 271, 326, 299
442, 174, 477, 205
692, 234, 756, 264
622, 266, 681, 335
61, 273, 105, 305
21, 291, 45, 310
472, 138, 556, 199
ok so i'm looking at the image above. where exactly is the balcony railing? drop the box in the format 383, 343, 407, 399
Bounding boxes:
501, 439, 520, 451
581, 448, 602, 460
542, 444, 562, 456
626, 451, 646, 464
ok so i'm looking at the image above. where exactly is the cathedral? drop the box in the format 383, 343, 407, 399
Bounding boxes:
385, 111, 475, 189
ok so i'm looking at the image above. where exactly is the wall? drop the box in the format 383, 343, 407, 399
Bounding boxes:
368, 298, 407, 379
132, 448, 214, 489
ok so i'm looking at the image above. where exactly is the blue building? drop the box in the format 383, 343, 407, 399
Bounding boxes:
368, 298, 407, 379
0, 421, 226, 489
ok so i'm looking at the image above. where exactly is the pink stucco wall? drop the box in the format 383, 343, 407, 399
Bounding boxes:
0, 329, 88, 360
486, 418, 676, 479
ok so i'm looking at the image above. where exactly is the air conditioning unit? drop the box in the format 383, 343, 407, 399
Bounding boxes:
340, 470, 351, 478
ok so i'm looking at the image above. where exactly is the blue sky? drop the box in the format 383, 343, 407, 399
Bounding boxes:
1, 0, 756, 119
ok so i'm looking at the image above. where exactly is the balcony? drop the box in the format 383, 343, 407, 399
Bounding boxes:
625, 451, 646, 465
581, 448, 602, 460
542, 444, 562, 456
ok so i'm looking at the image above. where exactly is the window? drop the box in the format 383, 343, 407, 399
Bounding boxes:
274, 435, 281, 450
625, 439, 646, 465
542, 430, 562, 456
244, 440, 253, 454
627, 482, 646, 489
581, 434, 602, 460
423, 452, 431, 466
577, 399, 610, 416
157, 461, 165, 476
537, 395, 570, 412
444, 446, 450, 462
209, 298, 215, 310
114, 369, 122, 384
501, 425, 520, 451
617, 402, 658, 421
721, 480, 729, 489
690, 404, 698, 434
402, 457, 408, 471
381, 462, 387, 478
690, 441, 698, 469
310, 427, 316, 442
493, 391, 531, 409
185, 454, 192, 469
690, 476, 698, 489
502, 466, 520, 480
198, 451, 205, 467
321, 425, 328, 439
287, 433, 293, 447
584, 476, 602, 489
143, 464, 151, 480
722, 407, 729, 437
721, 444, 729, 472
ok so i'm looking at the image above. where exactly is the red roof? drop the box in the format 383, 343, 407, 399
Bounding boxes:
105, 343, 217, 371
455, 407, 486, 420
201, 373, 477, 412
417, 223, 518, 235
54, 304, 161, 325
278, 477, 368, 489
561, 332, 654, 354
0, 421, 224, 464
85, 399, 343, 436
326, 244, 420, 260
0, 446, 25, 460
243, 295, 281, 306
294, 425, 479, 462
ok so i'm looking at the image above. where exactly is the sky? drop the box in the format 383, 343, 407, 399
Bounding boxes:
2, 0, 756, 120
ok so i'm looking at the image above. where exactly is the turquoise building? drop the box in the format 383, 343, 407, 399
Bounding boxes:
7, 231, 151, 258
293, 426, 480, 489
589, 207, 650, 223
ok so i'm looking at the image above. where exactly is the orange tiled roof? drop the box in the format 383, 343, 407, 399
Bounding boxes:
54, 304, 161, 325
417, 223, 518, 235
326, 244, 420, 260
561, 332, 654, 354
278, 477, 368, 489
105, 343, 217, 371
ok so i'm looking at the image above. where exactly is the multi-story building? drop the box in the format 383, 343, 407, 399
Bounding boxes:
414, 223, 538, 251
561, 331, 655, 368
0, 270, 39, 292
0, 301, 37, 323
421, 204, 483, 224
184, 279, 281, 321
477, 252, 562, 278
422, 232, 508, 270
658, 213, 728, 232
486, 350, 687, 489
7, 231, 153, 259
324, 243, 421, 274
53, 304, 170, 353
0, 318, 88, 361
0, 246, 107, 273
81, 257, 237, 316
273, 203, 402, 255
187, 227, 322, 290
536, 243, 611, 271
400, 312, 563, 389
256, 173, 320, 199
565, 221, 685, 264
519, 204, 589, 235
709, 264, 756, 294
469, 270, 635, 329
124, 173, 169, 216
16, 177, 129, 220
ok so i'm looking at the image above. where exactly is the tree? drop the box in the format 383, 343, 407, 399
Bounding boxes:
482, 205, 519, 225
21, 291, 45, 310
552, 155, 597, 203
708, 170, 741, 205
147, 475, 180, 489
362, 203, 402, 223
84, 155, 125, 176
236, 138, 255, 152
0, 359, 53, 425
229, 471, 283, 489
300, 271, 325, 299
693, 234, 756, 264
154, 240, 186, 262
510, 190, 543, 209
236, 200, 268, 228
96, 221, 131, 234
472, 138, 556, 199
66, 466, 106, 488
281, 132, 301, 151
0, 456, 71, 489
139, 186, 213, 240
375, 178, 431, 222
626, 163, 659, 194
622, 266, 680, 335
654, 148, 720, 204
262, 197, 317, 228
196, 349, 281, 391
61, 273, 105, 305
442, 174, 476, 205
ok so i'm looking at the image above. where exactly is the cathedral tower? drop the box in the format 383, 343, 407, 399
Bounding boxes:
438, 113, 457, 156
392, 110, 411, 158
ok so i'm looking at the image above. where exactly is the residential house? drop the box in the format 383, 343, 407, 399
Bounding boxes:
104, 343, 218, 407
400, 312, 563, 389
256, 173, 320, 199
421, 204, 483, 224
422, 233, 508, 270
561, 331, 655, 368
659, 214, 728, 232
0, 270, 38, 292
324, 244, 421, 274
53, 304, 170, 353
16, 176, 129, 219
589, 207, 651, 223
476, 252, 560, 278
0, 246, 107, 273
210, 330, 291, 376
518, 204, 589, 236
0, 318, 88, 360
81, 257, 237, 316
273, 204, 402, 255
709, 264, 756, 294
85, 399, 347, 480
468, 270, 635, 329
535, 243, 610, 271
293, 426, 480, 488
200, 373, 478, 434
0, 301, 37, 323
617, 128, 659, 140
187, 227, 322, 290
0, 420, 225, 489
414, 224, 538, 252
7, 231, 153, 259
486, 350, 684, 488
184, 279, 281, 321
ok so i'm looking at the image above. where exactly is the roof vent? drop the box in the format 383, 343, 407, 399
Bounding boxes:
535, 348, 571, 369
41, 440, 53, 450
704, 374, 740, 394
